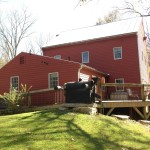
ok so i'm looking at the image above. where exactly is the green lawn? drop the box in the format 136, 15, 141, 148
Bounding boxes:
0, 108, 150, 150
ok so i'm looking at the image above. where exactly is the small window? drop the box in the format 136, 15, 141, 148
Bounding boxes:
82, 51, 89, 63
10, 76, 19, 90
48, 72, 59, 89
113, 47, 122, 60
115, 78, 124, 91
54, 55, 61, 59
20, 56, 25, 64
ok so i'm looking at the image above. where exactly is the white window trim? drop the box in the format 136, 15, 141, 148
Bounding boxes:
113, 47, 122, 60
10, 76, 19, 91
82, 51, 89, 63
115, 78, 124, 91
48, 72, 59, 89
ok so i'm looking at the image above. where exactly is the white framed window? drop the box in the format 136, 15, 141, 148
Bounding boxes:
113, 47, 122, 60
54, 55, 61, 59
48, 72, 59, 89
115, 78, 124, 91
10, 76, 19, 90
82, 51, 89, 63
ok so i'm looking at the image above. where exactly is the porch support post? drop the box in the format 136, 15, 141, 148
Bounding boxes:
146, 111, 150, 120
141, 84, 147, 119
133, 107, 144, 119
106, 108, 115, 116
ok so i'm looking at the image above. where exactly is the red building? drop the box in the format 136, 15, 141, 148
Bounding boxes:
0, 52, 106, 106
0, 17, 149, 106
43, 17, 149, 87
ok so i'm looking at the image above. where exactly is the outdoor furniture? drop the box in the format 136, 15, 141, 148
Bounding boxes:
110, 92, 128, 100
127, 88, 139, 100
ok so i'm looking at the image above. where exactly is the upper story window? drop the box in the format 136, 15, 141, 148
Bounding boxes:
48, 72, 59, 89
82, 51, 89, 63
10, 76, 19, 90
115, 78, 124, 91
113, 47, 122, 60
54, 55, 61, 59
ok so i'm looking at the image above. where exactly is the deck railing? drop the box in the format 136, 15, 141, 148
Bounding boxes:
100, 83, 150, 119
24, 89, 65, 107
100, 83, 150, 101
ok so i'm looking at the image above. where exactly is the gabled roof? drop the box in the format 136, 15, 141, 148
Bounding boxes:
0, 52, 108, 76
43, 17, 142, 48
30, 53, 108, 76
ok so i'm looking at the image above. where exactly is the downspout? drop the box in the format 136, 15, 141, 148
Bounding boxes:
137, 32, 142, 84
105, 74, 110, 99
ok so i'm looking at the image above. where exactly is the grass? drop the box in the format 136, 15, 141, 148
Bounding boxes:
0, 108, 150, 150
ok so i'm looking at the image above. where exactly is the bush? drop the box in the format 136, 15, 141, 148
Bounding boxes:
0, 84, 32, 113
0, 98, 8, 109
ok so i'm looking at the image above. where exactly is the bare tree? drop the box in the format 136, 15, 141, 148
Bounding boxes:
0, 47, 8, 68
26, 33, 51, 55
96, 10, 120, 25
75, 0, 94, 7
118, 0, 150, 17
117, 0, 150, 64
0, 7, 35, 62
116, 0, 150, 44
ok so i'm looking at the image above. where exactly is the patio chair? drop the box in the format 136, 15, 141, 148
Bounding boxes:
127, 88, 139, 100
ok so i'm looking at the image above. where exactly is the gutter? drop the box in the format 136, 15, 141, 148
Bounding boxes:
42, 32, 137, 49
81, 64, 109, 77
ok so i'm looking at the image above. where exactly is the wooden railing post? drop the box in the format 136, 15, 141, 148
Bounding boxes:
141, 84, 145, 101
97, 80, 103, 114
141, 84, 147, 119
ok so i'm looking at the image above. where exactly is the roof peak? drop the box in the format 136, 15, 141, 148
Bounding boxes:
43, 17, 142, 48
56, 17, 142, 35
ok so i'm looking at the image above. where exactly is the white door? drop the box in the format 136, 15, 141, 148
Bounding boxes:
79, 73, 89, 82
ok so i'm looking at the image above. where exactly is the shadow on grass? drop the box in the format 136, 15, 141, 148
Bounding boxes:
0, 108, 150, 150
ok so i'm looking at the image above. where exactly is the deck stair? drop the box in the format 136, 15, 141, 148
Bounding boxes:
111, 114, 130, 120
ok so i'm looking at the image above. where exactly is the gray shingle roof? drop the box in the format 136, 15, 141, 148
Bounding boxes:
44, 17, 142, 48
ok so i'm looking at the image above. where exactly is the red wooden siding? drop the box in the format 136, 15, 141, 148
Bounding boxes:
0, 52, 106, 106
43, 34, 141, 83
22, 90, 65, 106
0, 52, 81, 95
30, 90, 65, 106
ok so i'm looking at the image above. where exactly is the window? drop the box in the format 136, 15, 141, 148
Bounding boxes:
115, 78, 124, 91
113, 47, 122, 60
54, 55, 61, 59
20, 56, 25, 64
10, 76, 19, 90
82, 51, 89, 63
48, 72, 59, 89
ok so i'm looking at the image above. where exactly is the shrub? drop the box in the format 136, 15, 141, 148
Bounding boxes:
0, 84, 32, 113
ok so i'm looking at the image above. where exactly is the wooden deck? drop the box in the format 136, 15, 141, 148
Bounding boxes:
63, 100, 150, 120
99, 83, 150, 120
26, 83, 150, 120
101, 100, 150, 108
101, 100, 150, 119
63, 100, 150, 108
